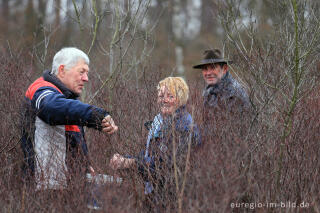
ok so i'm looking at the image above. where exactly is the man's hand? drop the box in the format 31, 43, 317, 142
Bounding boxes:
102, 115, 118, 135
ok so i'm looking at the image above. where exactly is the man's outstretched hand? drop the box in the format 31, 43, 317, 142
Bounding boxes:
102, 115, 118, 135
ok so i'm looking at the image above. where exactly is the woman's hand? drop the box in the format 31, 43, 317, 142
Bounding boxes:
88, 166, 95, 175
109, 153, 124, 170
109, 153, 135, 170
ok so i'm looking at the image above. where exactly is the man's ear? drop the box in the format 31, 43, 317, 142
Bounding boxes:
57, 65, 65, 78
222, 64, 228, 75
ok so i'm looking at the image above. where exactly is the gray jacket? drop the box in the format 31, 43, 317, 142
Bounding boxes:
203, 72, 249, 113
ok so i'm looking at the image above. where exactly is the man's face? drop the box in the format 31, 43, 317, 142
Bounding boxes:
202, 64, 228, 85
58, 59, 89, 95
157, 85, 178, 116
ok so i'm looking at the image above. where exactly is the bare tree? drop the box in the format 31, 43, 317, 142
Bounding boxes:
1, 0, 9, 35
172, 0, 202, 74
219, 0, 320, 206
54, 0, 61, 28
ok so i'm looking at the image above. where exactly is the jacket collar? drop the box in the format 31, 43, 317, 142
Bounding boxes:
203, 72, 232, 96
43, 70, 79, 99
162, 105, 187, 120
160, 105, 189, 132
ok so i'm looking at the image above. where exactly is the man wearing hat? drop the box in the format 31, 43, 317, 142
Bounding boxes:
193, 49, 249, 113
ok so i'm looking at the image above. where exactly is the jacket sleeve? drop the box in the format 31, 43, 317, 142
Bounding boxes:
31, 87, 109, 130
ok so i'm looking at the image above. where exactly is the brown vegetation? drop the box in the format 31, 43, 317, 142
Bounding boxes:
0, 0, 320, 212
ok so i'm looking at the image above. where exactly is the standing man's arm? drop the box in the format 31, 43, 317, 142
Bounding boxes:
32, 87, 118, 133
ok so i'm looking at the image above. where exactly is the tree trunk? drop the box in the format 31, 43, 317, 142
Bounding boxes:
1, 0, 9, 35
55, 0, 61, 28
25, 0, 37, 45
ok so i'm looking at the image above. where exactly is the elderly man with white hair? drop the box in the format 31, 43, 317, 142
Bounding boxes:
20, 47, 118, 191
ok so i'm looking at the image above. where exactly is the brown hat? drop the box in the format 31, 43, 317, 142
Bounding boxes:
193, 49, 232, 69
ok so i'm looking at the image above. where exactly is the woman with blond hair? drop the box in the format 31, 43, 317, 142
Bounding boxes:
110, 77, 201, 211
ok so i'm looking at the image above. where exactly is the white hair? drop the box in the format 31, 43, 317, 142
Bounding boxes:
51, 47, 90, 75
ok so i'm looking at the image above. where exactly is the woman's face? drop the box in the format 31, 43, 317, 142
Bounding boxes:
157, 85, 179, 116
